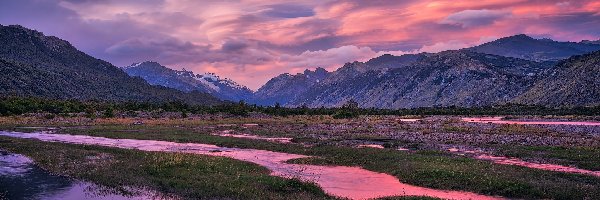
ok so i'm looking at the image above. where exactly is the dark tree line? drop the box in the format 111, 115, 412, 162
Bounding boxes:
1, 97, 599, 117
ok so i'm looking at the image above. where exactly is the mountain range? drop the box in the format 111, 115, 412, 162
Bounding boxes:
122, 61, 253, 102
1, 24, 599, 108
0, 24, 221, 105
257, 35, 600, 108
287, 50, 552, 108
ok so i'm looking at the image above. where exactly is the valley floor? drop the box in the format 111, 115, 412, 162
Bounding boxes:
1, 114, 599, 199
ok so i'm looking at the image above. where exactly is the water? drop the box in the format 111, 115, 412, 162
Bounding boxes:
0, 131, 500, 200
448, 148, 600, 177
214, 130, 293, 143
0, 150, 166, 200
463, 117, 600, 126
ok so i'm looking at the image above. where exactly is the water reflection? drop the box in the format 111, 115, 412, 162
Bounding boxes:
463, 117, 600, 126
0, 150, 163, 200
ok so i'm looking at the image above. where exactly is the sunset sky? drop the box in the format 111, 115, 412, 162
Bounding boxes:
1, 0, 599, 90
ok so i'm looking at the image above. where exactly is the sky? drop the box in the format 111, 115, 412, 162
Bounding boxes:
1, 0, 599, 90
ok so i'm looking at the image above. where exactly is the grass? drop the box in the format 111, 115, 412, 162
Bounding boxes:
2, 115, 600, 199
50, 124, 600, 199
493, 145, 600, 171
0, 137, 334, 200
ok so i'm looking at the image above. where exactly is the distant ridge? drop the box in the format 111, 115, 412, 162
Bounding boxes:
468, 34, 600, 61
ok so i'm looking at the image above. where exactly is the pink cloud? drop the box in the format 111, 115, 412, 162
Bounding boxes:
1, 0, 599, 90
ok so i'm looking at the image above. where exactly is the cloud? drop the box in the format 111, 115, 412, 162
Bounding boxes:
262, 4, 315, 18
1, 0, 600, 90
441, 9, 511, 28
280, 45, 379, 69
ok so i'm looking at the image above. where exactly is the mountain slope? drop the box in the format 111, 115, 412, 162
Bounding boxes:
514, 51, 600, 107
0, 24, 221, 105
288, 50, 552, 108
468, 34, 600, 61
123, 62, 253, 102
251, 68, 329, 106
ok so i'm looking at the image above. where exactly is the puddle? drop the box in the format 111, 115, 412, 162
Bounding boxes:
397, 119, 422, 122
463, 117, 600, 126
0, 131, 500, 200
476, 155, 600, 177
447, 148, 600, 178
358, 144, 385, 149
17, 127, 59, 130
0, 150, 167, 200
214, 130, 292, 144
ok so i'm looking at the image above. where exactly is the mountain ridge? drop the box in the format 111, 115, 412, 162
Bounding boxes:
122, 61, 253, 102
514, 50, 600, 107
0, 24, 222, 105
468, 34, 600, 61
287, 50, 553, 108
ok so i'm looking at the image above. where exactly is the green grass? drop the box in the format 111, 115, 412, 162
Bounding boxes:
53, 124, 600, 199
493, 145, 600, 171
0, 137, 334, 200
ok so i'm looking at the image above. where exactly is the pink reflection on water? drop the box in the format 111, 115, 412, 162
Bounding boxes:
397, 119, 422, 122
448, 148, 600, 178
476, 155, 600, 178
214, 130, 292, 144
0, 131, 501, 200
463, 117, 600, 126
358, 144, 385, 149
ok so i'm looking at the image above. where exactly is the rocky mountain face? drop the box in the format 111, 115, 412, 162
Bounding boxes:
251, 68, 330, 106
514, 50, 600, 107
468, 34, 600, 61
256, 34, 599, 108
0, 24, 221, 105
287, 50, 552, 108
123, 62, 253, 102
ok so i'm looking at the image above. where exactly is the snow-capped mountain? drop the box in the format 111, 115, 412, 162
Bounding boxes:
122, 61, 253, 102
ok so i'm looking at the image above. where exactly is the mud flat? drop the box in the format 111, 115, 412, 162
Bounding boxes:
0, 131, 500, 200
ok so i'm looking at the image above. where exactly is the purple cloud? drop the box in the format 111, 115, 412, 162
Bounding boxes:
441, 9, 511, 28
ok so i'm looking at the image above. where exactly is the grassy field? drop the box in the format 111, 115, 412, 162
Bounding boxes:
1, 115, 599, 199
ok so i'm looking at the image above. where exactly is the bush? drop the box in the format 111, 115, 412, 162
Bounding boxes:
103, 107, 115, 118
331, 110, 359, 119
44, 113, 56, 119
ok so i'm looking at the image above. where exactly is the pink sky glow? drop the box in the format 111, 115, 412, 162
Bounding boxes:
1, 0, 599, 90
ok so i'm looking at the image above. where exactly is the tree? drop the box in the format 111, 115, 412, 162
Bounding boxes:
342, 99, 359, 109
103, 107, 115, 118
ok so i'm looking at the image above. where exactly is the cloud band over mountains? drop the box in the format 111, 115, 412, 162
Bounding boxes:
1, 0, 599, 89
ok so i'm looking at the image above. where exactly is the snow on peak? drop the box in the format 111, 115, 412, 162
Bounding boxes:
122, 62, 144, 69
194, 75, 220, 92
200, 72, 220, 82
